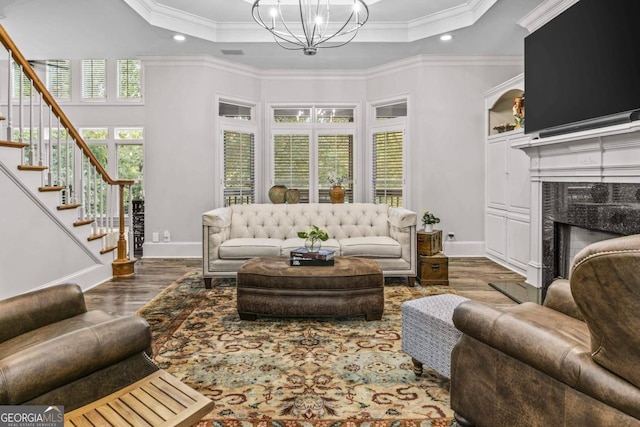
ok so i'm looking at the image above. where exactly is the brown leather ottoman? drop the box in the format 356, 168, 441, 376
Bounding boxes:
236, 256, 384, 321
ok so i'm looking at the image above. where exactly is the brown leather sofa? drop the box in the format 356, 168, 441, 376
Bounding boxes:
450, 234, 640, 426
0, 284, 158, 410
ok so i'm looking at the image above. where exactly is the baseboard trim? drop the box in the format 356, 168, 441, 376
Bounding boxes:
143, 241, 202, 258
442, 240, 485, 257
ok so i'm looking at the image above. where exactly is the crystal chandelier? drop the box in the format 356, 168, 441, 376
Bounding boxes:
252, 0, 369, 56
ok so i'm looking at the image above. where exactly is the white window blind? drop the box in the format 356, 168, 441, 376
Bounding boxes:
224, 130, 255, 205
82, 59, 106, 100
274, 134, 310, 202
46, 60, 71, 100
117, 59, 141, 99
372, 130, 404, 207
318, 134, 353, 203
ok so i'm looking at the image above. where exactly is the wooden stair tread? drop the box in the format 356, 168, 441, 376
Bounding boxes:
57, 203, 81, 210
39, 185, 65, 192
100, 246, 117, 254
64, 370, 214, 427
74, 219, 95, 227
88, 233, 107, 241
18, 164, 47, 171
0, 140, 28, 149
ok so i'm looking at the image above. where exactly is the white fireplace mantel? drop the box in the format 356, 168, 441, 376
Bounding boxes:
513, 121, 640, 291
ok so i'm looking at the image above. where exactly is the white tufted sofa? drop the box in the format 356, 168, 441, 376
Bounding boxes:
202, 203, 417, 287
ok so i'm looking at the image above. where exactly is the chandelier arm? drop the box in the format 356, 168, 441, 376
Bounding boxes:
252, 0, 369, 55
317, 0, 369, 44
273, 2, 307, 47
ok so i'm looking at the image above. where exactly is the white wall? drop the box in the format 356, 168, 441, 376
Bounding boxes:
1, 53, 524, 284
366, 57, 523, 254
140, 54, 522, 258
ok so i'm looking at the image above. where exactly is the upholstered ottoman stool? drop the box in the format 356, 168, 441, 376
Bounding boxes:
237, 256, 384, 321
401, 294, 469, 379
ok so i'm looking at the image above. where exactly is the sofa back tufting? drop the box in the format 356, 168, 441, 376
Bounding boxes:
228, 203, 391, 240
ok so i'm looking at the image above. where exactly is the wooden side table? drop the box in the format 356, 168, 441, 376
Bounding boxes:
64, 370, 214, 426
417, 230, 442, 256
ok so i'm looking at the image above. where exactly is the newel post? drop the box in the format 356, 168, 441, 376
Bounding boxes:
112, 183, 136, 277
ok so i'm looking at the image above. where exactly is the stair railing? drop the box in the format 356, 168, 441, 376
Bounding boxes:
0, 24, 136, 277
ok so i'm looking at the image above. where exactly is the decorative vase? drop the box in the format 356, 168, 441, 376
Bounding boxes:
268, 185, 288, 204
285, 188, 300, 204
329, 185, 345, 204
304, 238, 322, 252
424, 224, 434, 232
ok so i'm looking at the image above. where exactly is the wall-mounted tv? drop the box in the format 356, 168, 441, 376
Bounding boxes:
524, 0, 640, 138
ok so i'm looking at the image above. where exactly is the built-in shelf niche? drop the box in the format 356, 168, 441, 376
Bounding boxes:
488, 89, 524, 136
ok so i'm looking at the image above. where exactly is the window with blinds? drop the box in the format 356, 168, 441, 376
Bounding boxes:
117, 59, 141, 99
12, 62, 32, 98
373, 131, 404, 207
274, 134, 310, 202
224, 130, 255, 205
82, 59, 106, 100
45, 60, 71, 100
318, 134, 353, 203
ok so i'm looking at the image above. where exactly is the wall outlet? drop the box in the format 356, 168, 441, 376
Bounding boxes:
163, 230, 171, 242
152, 232, 160, 243
447, 232, 455, 240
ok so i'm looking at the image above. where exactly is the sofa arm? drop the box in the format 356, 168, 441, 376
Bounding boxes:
0, 315, 152, 405
203, 206, 232, 228
203, 207, 232, 270
543, 279, 584, 321
0, 284, 87, 344
387, 206, 417, 229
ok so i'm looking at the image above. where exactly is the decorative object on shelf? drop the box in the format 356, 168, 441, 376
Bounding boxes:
421, 211, 440, 232
285, 188, 300, 204
328, 171, 347, 204
513, 95, 525, 128
493, 123, 516, 133
591, 183, 609, 203
298, 225, 329, 252
268, 184, 288, 204
252, 0, 369, 56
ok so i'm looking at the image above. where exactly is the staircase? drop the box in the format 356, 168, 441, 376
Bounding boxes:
0, 25, 135, 299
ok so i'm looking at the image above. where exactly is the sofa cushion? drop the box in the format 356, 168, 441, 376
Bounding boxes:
340, 236, 401, 258
220, 238, 282, 259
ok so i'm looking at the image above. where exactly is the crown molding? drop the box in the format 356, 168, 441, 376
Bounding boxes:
141, 53, 522, 82
517, 0, 578, 33
124, 0, 497, 43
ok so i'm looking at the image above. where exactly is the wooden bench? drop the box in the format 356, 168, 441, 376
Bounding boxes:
64, 370, 214, 426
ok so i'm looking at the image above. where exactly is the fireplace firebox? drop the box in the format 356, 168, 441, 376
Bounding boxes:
542, 182, 640, 294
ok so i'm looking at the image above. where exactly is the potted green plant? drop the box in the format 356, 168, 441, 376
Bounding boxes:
298, 225, 329, 252
421, 211, 440, 232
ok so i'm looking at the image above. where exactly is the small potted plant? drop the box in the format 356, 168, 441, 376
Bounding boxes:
421, 211, 440, 232
298, 225, 329, 252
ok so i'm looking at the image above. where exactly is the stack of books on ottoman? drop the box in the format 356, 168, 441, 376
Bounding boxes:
290, 248, 336, 266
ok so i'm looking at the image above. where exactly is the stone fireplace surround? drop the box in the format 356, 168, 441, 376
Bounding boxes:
513, 120, 640, 302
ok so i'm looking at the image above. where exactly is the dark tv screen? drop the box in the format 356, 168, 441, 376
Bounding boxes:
524, 0, 640, 135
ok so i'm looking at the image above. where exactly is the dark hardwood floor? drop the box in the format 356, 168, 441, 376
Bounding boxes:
85, 257, 522, 315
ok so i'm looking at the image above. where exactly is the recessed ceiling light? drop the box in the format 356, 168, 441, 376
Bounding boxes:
173, 34, 186, 42
440, 34, 453, 41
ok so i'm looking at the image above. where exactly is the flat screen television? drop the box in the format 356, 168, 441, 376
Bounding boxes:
524, 0, 640, 137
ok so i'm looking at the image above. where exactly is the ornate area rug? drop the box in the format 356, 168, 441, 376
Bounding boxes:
137, 271, 457, 426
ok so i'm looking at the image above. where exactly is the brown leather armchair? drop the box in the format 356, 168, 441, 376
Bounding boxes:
0, 284, 158, 410
450, 234, 640, 426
